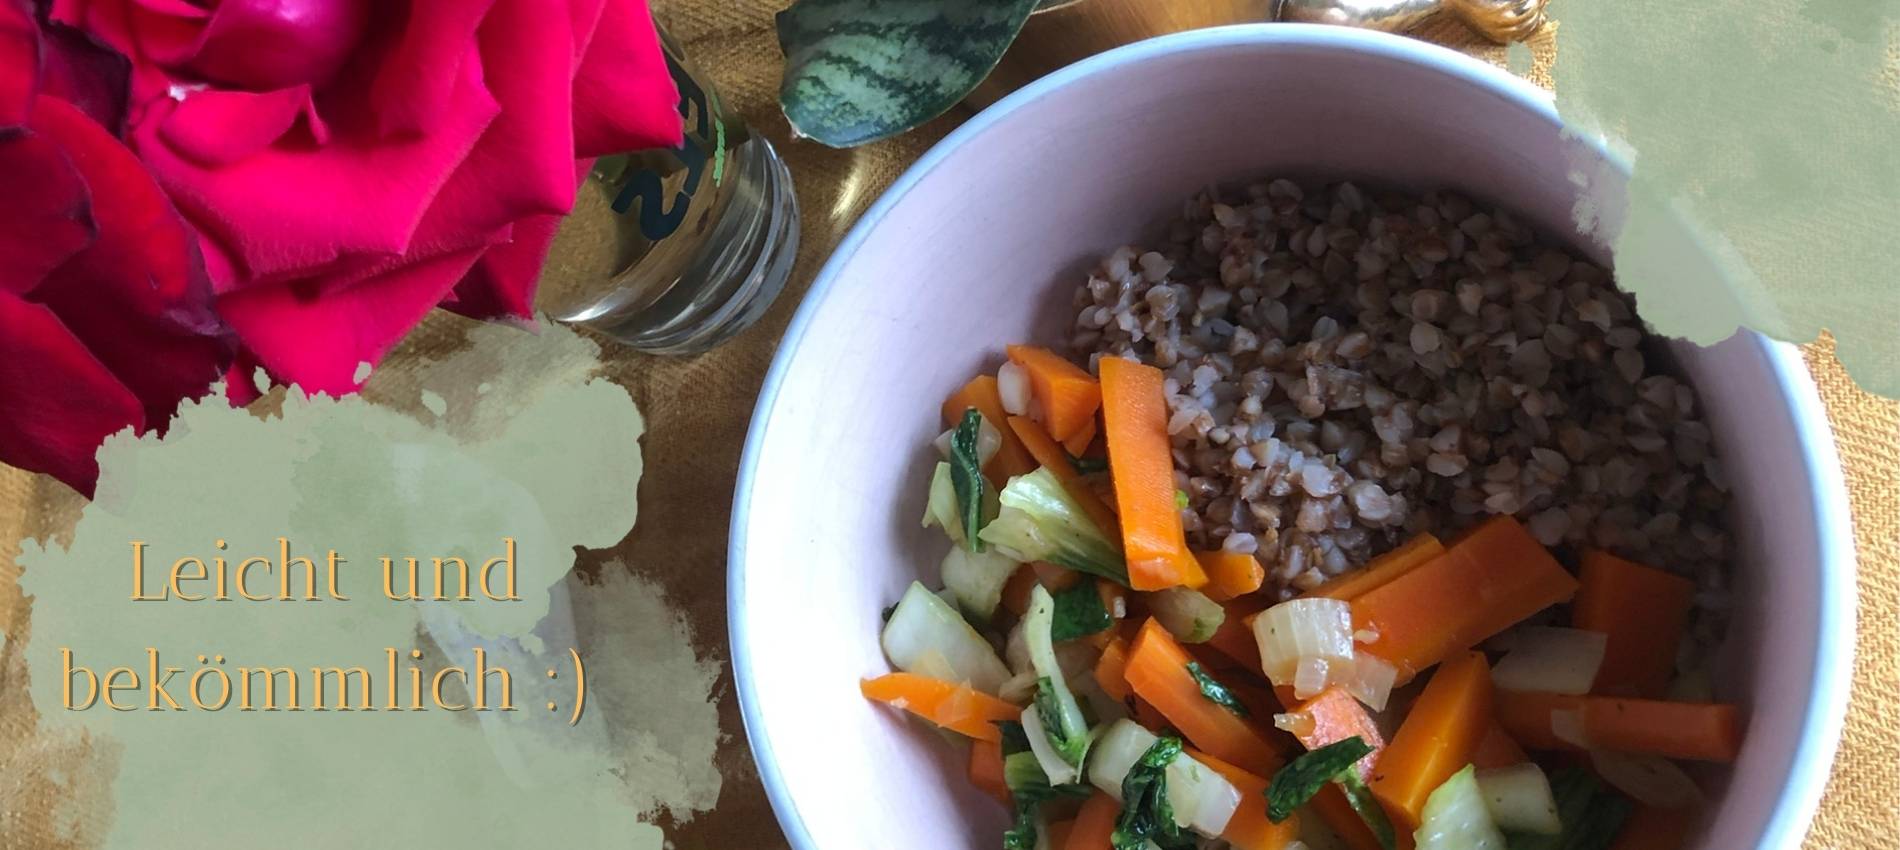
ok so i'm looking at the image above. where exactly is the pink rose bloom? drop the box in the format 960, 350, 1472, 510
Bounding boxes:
53, 0, 684, 396
1, 0, 233, 494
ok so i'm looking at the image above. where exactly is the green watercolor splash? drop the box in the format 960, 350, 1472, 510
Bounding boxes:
1549, 1, 1900, 396
16, 321, 720, 847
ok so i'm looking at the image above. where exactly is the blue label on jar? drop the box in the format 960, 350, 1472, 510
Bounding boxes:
610, 50, 715, 242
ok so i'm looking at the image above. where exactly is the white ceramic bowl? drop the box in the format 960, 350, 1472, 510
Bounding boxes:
731, 25, 1854, 850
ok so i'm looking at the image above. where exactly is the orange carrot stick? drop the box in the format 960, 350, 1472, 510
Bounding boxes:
969, 738, 1010, 806
1062, 414, 1098, 457
1189, 748, 1302, 850
1099, 357, 1204, 590
1198, 549, 1266, 602
1095, 636, 1133, 701
1470, 723, 1531, 769
1065, 792, 1120, 850
1369, 650, 1495, 833
1352, 516, 1579, 682
1008, 414, 1122, 536
1007, 344, 1103, 443
1001, 565, 1037, 617
1609, 804, 1698, 850
1494, 691, 1742, 763
943, 375, 1038, 487
1572, 550, 1696, 697
1124, 618, 1283, 774
1306, 533, 1445, 601
1287, 686, 1384, 781
860, 673, 1021, 741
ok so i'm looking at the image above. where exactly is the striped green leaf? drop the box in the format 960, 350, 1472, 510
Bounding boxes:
776, 0, 1040, 147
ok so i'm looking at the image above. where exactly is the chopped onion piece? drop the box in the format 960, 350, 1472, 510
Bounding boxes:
1590, 750, 1705, 809
1253, 597, 1355, 686
1274, 711, 1316, 737
934, 428, 955, 459
1354, 628, 1380, 644
1549, 709, 1590, 749
977, 414, 1003, 467
1342, 651, 1398, 712
998, 671, 1038, 705
1491, 627, 1608, 695
999, 361, 1033, 416
1293, 655, 1331, 700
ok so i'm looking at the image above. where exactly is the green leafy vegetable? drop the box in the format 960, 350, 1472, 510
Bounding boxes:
1174, 489, 1190, 509
1506, 768, 1633, 850
1185, 661, 1250, 718
1002, 748, 1092, 850
1024, 585, 1093, 770
1112, 735, 1195, 850
1033, 679, 1091, 766
1051, 578, 1112, 641
775, 0, 1041, 147
950, 408, 997, 553
980, 467, 1129, 586
1265, 736, 1376, 822
1340, 772, 1399, 850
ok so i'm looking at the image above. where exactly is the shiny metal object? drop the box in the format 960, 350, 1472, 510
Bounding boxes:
1272, 0, 1546, 43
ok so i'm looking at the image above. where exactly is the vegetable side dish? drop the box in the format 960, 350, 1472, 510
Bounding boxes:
863, 182, 1741, 850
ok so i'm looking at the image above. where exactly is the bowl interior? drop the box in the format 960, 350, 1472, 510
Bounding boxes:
733, 26, 1847, 850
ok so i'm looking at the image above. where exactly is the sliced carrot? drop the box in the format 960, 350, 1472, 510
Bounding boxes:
860, 673, 1021, 741
1131, 694, 1168, 729
1205, 597, 1271, 676
1095, 637, 1133, 701
1099, 357, 1204, 590
1470, 723, 1531, 769
1198, 549, 1266, 602
1608, 804, 1698, 850
1494, 691, 1742, 762
1065, 792, 1120, 850
1062, 414, 1098, 457
1492, 690, 1581, 751
943, 375, 1037, 487
1007, 344, 1102, 443
1288, 686, 1384, 781
1125, 618, 1283, 774
1046, 819, 1075, 849
1032, 560, 1083, 591
1369, 650, 1494, 833
1001, 565, 1038, 617
1572, 550, 1696, 697
969, 738, 1010, 806
1352, 516, 1579, 682
1188, 748, 1302, 850
1306, 532, 1445, 601
1008, 414, 1122, 536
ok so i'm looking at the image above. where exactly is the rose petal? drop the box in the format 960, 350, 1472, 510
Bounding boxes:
0, 291, 144, 495
52, 0, 172, 115
158, 85, 307, 166
216, 247, 485, 395
367, 0, 497, 137
28, 95, 232, 427
0, 130, 96, 295
447, 213, 560, 322
572, 0, 681, 157
37, 14, 132, 132
0, 0, 39, 127
160, 0, 368, 91
131, 56, 500, 285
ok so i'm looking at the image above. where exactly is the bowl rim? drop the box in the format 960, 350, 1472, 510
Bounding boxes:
728, 23, 1856, 850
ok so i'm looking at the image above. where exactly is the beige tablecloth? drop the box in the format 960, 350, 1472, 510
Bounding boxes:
1, 2, 1894, 848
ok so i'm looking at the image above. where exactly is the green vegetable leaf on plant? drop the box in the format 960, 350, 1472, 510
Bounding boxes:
1050, 578, 1112, 641
1185, 661, 1249, 718
1113, 735, 1195, 850
1265, 736, 1376, 822
950, 408, 998, 553
775, 0, 1042, 147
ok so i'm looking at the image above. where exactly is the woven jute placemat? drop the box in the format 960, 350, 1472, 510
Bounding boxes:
1, 3, 1892, 847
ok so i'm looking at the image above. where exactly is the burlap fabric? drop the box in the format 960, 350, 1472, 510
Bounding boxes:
0, 2, 1893, 847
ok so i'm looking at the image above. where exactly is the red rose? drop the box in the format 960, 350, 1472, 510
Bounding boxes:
52, 0, 684, 396
0, 0, 232, 495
